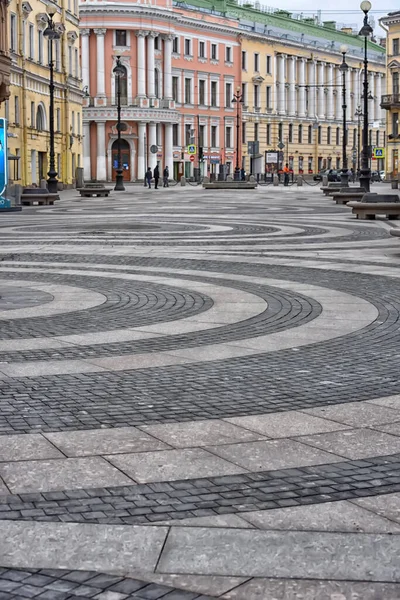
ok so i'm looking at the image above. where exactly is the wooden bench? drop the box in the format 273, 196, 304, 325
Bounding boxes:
21, 188, 58, 206
330, 188, 366, 205
347, 195, 400, 219
77, 185, 112, 197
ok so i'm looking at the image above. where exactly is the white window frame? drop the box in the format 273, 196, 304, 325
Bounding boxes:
114, 30, 130, 48
254, 52, 259, 73
10, 13, 17, 53
198, 39, 207, 59
211, 43, 218, 61
29, 23, 34, 59
266, 54, 272, 74
225, 81, 232, 108
198, 78, 207, 106
225, 46, 232, 63
225, 125, 233, 149
184, 38, 192, 57
211, 124, 219, 148
210, 79, 219, 108
184, 76, 193, 105
38, 30, 43, 64
172, 36, 179, 54
241, 50, 247, 70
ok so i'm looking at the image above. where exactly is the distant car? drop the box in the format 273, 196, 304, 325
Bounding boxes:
371, 171, 383, 182
380, 170, 386, 181
313, 169, 340, 182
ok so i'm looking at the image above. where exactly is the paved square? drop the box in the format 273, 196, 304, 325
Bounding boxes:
297, 428, 400, 460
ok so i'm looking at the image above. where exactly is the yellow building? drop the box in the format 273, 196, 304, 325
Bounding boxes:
0, 0, 82, 187
380, 10, 400, 177
239, 11, 386, 176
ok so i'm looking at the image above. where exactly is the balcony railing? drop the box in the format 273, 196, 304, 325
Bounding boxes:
85, 97, 173, 109
381, 94, 400, 109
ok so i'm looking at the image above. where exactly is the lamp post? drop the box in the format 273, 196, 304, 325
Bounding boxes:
113, 56, 125, 191
359, 0, 373, 192
43, 6, 60, 194
232, 86, 243, 180
355, 105, 362, 175
339, 45, 349, 186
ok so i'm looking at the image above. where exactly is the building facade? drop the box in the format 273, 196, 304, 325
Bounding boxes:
0, 0, 11, 105
80, 0, 241, 181
380, 10, 400, 177
0, 0, 82, 187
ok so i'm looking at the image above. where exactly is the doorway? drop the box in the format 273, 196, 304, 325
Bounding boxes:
112, 139, 130, 181
38, 152, 47, 182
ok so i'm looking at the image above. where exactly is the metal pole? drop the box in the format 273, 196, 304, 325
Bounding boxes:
359, 3, 372, 193
339, 47, 349, 186
114, 57, 125, 191
47, 32, 58, 193
358, 113, 361, 173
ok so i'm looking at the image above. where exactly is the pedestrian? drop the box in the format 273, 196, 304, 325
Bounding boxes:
283, 163, 290, 186
154, 165, 160, 189
240, 167, 245, 181
145, 167, 152, 189
163, 166, 169, 187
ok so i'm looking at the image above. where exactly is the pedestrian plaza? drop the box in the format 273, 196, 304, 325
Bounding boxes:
0, 183, 400, 599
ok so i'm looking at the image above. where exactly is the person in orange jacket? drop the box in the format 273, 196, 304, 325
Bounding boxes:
283, 163, 290, 186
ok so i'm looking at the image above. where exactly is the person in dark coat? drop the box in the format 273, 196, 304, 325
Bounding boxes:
154, 165, 160, 189
163, 166, 169, 187
240, 167, 245, 181
145, 167, 152, 189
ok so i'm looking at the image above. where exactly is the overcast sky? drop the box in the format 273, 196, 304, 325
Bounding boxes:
265, 0, 398, 35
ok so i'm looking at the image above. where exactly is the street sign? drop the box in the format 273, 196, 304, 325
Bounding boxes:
187, 144, 197, 155
266, 152, 278, 164
189, 155, 195, 162
150, 144, 158, 154
372, 147, 385, 159
0, 118, 7, 198
277, 141, 285, 149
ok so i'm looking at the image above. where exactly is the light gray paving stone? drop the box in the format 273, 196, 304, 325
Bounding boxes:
206, 439, 342, 471
0, 457, 134, 493
303, 402, 400, 427
0, 434, 64, 461
157, 526, 400, 581
225, 411, 350, 438
44, 427, 170, 457
351, 493, 400, 524
125, 572, 249, 597
372, 422, 400, 436
0, 521, 167, 573
239, 501, 400, 533
0, 359, 107, 378
106, 448, 247, 483
367, 395, 400, 410
159, 514, 254, 529
296, 428, 400, 460
0, 476, 9, 495
222, 578, 400, 600
138, 420, 266, 448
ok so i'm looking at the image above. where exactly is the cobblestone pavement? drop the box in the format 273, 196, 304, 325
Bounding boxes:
1, 184, 400, 599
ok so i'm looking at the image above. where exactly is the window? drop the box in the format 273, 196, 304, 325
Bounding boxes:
241, 50, 247, 70
199, 124, 205, 148
56, 108, 61, 132
29, 23, 34, 59
21, 20, 25, 55
327, 126, 331, 145
254, 123, 259, 141
298, 124, 303, 144
225, 126, 232, 148
71, 111, 75, 134
242, 121, 246, 143
211, 43, 217, 60
266, 123, 271, 144
55, 40, 61, 71
335, 127, 340, 145
199, 41, 205, 58
184, 78, 192, 104
308, 125, 312, 144
393, 112, 399, 137
318, 126, 322, 144
185, 124, 191, 146
394, 72, 399, 95
353, 129, 357, 147
10, 14, 16, 52
154, 68, 159, 98
30, 102, 35, 128
77, 113, 81, 136
154, 36, 159, 50
393, 38, 399, 56
266, 86, 271, 109
288, 123, 293, 143
266, 55, 272, 74
211, 125, 217, 147
225, 46, 231, 62
278, 122, 283, 142
254, 85, 259, 108
254, 53, 259, 72
172, 76, 179, 102
115, 30, 127, 46
38, 30, 43, 64
184, 38, 191, 56
172, 124, 179, 146
172, 36, 179, 53
376, 130, 379, 146
199, 80, 206, 105
225, 82, 232, 108
211, 81, 217, 107
75, 48, 79, 77
14, 96, 19, 125
68, 46, 72, 75
36, 105, 45, 131
241, 83, 246, 105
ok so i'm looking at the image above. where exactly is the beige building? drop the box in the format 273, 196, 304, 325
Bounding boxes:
0, 0, 82, 187
0, 0, 11, 106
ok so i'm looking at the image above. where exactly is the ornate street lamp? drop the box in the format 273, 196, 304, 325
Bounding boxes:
355, 105, 362, 175
339, 45, 349, 186
43, 5, 60, 194
232, 86, 243, 180
113, 56, 125, 191
359, 0, 373, 192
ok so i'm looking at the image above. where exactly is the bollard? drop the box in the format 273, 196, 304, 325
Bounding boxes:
227, 175, 233, 182
296, 176, 303, 187
322, 175, 328, 186
249, 175, 256, 183
180, 176, 186, 186
75, 167, 84, 189
392, 180, 399, 190
273, 174, 279, 186
203, 176, 210, 184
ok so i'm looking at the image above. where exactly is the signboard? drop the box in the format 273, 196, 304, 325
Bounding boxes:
189, 155, 195, 162
0, 118, 7, 197
277, 141, 285, 150
266, 152, 278, 164
247, 141, 259, 155
187, 144, 196, 155
372, 147, 385, 159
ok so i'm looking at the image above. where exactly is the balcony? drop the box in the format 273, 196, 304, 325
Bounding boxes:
381, 94, 400, 109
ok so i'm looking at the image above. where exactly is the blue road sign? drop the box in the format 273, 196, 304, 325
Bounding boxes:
0, 118, 8, 198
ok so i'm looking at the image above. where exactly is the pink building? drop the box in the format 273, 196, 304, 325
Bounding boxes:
80, 0, 241, 182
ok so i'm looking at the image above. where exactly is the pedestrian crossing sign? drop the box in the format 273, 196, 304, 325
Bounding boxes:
187, 144, 197, 155
372, 147, 385, 159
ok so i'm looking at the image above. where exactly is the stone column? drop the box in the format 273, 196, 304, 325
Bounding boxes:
278, 54, 286, 115
317, 62, 325, 119
148, 122, 157, 170
147, 32, 156, 98
369, 72, 375, 122
308, 60, 316, 119
94, 29, 106, 97
353, 69, 360, 117
96, 122, 106, 180
327, 64, 334, 119
298, 58, 306, 117
335, 67, 341, 119
164, 123, 173, 172
136, 31, 147, 98
81, 29, 90, 93
375, 74, 382, 121
83, 121, 91, 180
138, 122, 146, 179
164, 35, 173, 100
288, 56, 296, 117
346, 68, 352, 122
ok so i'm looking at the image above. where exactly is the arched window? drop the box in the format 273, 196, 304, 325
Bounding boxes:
36, 104, 46, 132
155, 69, 159, 98
115, 65, 128, 105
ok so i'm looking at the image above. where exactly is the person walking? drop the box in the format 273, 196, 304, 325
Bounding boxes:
154, 165, 160, 189
145, 167, 152, 189
163, 166, 169, 187
283, 163, 290, 186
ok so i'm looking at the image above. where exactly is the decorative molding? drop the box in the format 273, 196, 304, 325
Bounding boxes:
93, 28, 107, 36
21, 2, 33, 18
67, 31, 78, 45
36, 13, 48, 30
80, 28, 91, 37
136, 30, 149, 37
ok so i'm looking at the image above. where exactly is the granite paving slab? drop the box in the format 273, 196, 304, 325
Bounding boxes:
303, 402, 400, 427
351, 493, 400, 524
0, 434, 64, 461
298, 429, 400, 460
